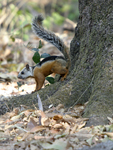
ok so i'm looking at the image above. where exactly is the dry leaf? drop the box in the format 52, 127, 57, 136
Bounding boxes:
53, 115, 63, 120
41, 117, 50, 126
23, 109, 34, 117
102, 132, 113, 138
27, 117, 38, 130
107, 117, 113, 124
30, 125, 47, 133
53, 123, 63, 129
41, 139, 68, 150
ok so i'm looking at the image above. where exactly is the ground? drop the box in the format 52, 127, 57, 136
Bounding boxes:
0, 30, 113, 150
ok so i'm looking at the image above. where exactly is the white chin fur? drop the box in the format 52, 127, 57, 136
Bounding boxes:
17, 75, 25, 79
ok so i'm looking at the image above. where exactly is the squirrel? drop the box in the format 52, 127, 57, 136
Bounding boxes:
18, 14, 70, 92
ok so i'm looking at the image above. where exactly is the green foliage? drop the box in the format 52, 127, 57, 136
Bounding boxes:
44, 13, 64, 29
51, 0, 79, 22
32, 51, 40, 64
38, 40, 43, 49
68, 0, 79, 21
0, 0, 79, 42
32, 41, 50, 63
17, 81, 23, 90
52, 13, 64, 25
10, 4, 15, 10
45, 77, 55, 84
61, 4, 70, 12
10, 35, 15, 42
0, 1, 32, 41
43, 17, 53, 29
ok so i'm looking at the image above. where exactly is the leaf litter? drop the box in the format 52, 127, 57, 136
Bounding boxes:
0, 94, 113, 150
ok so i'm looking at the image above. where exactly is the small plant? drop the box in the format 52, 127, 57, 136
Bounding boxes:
17, 81, 24, 91
32, 40, 55, 85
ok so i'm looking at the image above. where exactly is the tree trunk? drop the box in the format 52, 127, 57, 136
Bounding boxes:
71, 0, 113, 125
1, 0, 113, 126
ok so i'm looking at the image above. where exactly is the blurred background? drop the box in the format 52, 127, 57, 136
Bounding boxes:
0, 0, 79, 95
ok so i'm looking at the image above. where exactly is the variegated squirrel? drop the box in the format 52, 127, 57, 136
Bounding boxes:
18, 14, 70, 92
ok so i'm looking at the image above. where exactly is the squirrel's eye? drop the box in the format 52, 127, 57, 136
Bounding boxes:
21, 71, 24, 74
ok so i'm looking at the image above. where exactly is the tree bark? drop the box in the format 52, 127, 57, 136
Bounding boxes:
1, 0, 113, 126
72, 0, 113, 125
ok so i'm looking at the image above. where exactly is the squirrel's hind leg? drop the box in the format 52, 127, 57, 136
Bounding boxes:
60, 70, 69, 81
51, 60, 69, 81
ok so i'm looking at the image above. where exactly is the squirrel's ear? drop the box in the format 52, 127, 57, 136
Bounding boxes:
26, 64, 30, 71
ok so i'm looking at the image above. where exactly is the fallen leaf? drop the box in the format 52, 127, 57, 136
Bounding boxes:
53, 115, 63, 120
102, 132, 113, 138
41, 139, 68, 150
107, 117, 113, 124
53, 123, 63, 129
27, 117, 38, 130
86, 137, 94, 146
30, 125, 47, 133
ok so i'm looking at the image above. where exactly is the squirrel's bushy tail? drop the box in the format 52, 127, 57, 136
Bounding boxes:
32, 14, 70, 67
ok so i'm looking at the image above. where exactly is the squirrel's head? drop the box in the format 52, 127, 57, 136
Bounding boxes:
18, 64, 33, 79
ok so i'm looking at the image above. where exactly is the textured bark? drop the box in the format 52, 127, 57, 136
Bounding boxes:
74, 0, 113, 125
1, 0, 113, 126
